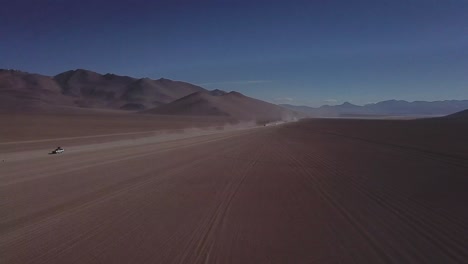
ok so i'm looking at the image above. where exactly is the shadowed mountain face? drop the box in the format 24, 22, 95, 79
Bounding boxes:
146, 90, 298, 122
281, 100, 468, 117
0, 69, 297, 122
444, 109, 468, 120
0, 70, 75, 111
54, 69, 206, 109
0, 69, 206, 112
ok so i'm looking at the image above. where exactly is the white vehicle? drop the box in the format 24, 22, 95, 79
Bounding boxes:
50, 147, 65, 154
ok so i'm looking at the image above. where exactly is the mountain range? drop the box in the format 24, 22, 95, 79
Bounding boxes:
0, 69, 297, 122
2, 69, 467, 120
148, 90, 296, 122
281, 100, 468, 117
0, 69, 205, 111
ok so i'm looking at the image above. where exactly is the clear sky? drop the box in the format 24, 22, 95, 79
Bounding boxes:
1, 0, 467, 106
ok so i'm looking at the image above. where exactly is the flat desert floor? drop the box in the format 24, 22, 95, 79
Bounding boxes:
1, 117, 468, 263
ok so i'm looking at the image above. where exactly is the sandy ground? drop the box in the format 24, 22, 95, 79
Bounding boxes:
0, 112, 236, 142
1, 118, 467, 263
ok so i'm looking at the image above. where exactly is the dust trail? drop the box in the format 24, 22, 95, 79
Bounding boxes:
0, 122, 261, 163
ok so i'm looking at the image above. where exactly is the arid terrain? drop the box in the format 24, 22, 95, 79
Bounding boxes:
0, 69, 298, 122
1, 116, 468, 263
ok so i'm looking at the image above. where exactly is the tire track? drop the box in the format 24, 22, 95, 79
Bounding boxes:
2, 129, 265, 264
279, 127, 468, 263
308, 134, 468, 260
0, 130, 258, 248
284, 144, 399, 263
31, 159, 215, 264
0, 130, 259, 228
0, 129, 257, 185
322, 131, 468, 169
176, 130, 268, 264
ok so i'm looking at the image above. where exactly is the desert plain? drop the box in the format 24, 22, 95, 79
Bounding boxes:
1, 112, 468, 264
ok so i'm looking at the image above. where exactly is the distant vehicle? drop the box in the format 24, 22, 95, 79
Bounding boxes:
50, 147, 64, 154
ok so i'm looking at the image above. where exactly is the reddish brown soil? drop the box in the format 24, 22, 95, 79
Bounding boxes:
0, 112, 237, 152
1, 118, 467, 263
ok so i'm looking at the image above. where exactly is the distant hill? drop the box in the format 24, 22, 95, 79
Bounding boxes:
54, 69, 206, 109
0, 70, 75, 112
0, 69, 205, 112
146, 90, 299, 122
444, 109, 468, 120
0, 69, 299, 122
281, 100, 468, 117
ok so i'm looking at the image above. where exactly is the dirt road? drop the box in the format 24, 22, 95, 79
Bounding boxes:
1, 119, 467, 263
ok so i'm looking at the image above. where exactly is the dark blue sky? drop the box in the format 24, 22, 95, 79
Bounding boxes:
1, 0, 467, 106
